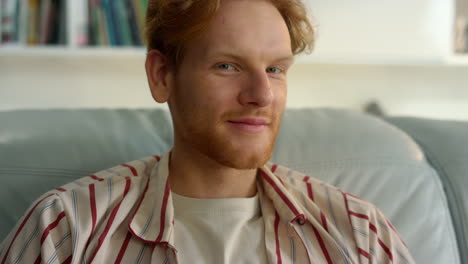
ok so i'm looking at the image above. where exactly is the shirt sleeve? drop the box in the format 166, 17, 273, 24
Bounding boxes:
0, 193, 73, 264
349, 200, 416, 264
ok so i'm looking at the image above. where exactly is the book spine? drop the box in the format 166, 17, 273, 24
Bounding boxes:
109, 0, 122, 46
115, 0, 133, 46
97, 0, 108, 45
17, 0, 28, 44
88, 0, 100, 45
67, 0, 88, 46
139, 0, 148, 44
13, 0, 21, 42
39, 0, 51, 44
56, 0, 67, 45
48, 0, 61, 44
0, 0, 3, 43
131, 0, 143, 41
101, 0, 116, 46
27, 0, 40, 45
1, 0, 19, 44
126, 0, 141, 46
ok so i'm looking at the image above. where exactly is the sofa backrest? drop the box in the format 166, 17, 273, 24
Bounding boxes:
0, 108, 459, 263
387, 117, 468, 264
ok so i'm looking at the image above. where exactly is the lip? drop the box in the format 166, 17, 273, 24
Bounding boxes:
227, 117, 270, 132
229, 117, 269, 125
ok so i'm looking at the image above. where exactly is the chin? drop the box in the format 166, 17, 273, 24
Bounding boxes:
204, 138, 275, 170
181, 120, 279, 169
221, 149, 272, 169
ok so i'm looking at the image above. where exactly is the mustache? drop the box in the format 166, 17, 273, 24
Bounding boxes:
220, 110, 274, 121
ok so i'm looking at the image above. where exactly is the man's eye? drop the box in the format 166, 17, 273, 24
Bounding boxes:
217, 63, 236, 71
266, 67, 282, 73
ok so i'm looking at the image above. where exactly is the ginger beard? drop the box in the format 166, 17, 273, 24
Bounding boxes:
170, 82, 284, 170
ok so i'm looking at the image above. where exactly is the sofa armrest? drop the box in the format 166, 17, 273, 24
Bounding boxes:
387, 117, 468, 264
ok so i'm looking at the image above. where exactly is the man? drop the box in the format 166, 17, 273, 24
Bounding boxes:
1, 0, 415, 263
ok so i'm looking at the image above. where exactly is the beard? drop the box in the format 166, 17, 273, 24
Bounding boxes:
173, 106, 283, 170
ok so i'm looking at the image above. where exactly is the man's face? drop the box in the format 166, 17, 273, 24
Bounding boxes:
168, 0, 293, 169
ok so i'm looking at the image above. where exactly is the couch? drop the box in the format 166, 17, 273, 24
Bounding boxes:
0, 108, 466, 263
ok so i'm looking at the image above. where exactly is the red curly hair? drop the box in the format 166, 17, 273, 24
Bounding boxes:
144, 0, 314, 68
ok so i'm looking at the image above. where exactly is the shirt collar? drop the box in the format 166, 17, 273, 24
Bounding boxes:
128, 151, 307, 246
128, 151, 176, 247
258, 163, 307, 225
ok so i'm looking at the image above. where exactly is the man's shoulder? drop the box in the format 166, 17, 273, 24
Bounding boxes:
26, 154, 165, 230
266, 162, 341, 193
267, 162, 377, 213
267, 163, 415, 263
53, 154, 162, 195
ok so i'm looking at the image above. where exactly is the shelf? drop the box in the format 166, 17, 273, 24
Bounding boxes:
0, 46, 146, 58
296, 53, 448, 66
1, 46, 468, 67
445, 54, 468, 65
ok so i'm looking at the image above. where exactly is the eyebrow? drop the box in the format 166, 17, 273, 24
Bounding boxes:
207, 52, 295, 64
274, 55, 295, 64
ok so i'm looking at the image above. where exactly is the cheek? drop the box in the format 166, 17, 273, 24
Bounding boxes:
174, 78, 230, 124
200, 77, 239, 106
274, 82, 288, 107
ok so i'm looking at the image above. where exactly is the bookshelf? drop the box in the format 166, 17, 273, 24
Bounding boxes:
0, 0, 148, 48
0, 46, 145, 58
0, 0, 467, 66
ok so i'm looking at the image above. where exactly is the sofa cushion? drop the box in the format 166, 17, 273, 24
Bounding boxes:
273, 109, 459, 264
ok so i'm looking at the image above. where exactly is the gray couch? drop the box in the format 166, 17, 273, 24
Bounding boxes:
0, 108, 466, 263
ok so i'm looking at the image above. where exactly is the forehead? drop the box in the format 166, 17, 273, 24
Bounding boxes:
187, 0, 292, 62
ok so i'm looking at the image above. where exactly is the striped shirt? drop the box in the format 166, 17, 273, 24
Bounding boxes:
0, 151, 415, 264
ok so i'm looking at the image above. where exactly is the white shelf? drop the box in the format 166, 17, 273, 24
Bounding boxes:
1, 46, 468, 67
445, 54, 468, 65
0, 46, 146, 58
296, 53, 448, 66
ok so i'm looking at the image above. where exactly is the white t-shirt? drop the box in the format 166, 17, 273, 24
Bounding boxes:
172, 190, 268, 263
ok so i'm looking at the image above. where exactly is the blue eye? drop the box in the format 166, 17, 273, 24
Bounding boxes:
267, 67, 282, 73
217, 63, 236, 71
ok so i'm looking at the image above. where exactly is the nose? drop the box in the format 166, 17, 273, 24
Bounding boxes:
238, 71, 273, 107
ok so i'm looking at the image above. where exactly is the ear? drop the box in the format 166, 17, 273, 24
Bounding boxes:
145, 49, 172, 103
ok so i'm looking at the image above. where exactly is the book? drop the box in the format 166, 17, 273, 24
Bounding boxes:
84, 0, 149, 47
39, 0, 52, 44
57, 0, 66, 45
131, 0, 144, 43
109, 0, 123, 46
17, 0, 29, 44
126, 0, 142, 46
88, 0, 101, 45
1, 0, 19, 43
101, 0, 116, 46
27, 0, 40, 45
115, 0, 133, 46
97, 0, 109, 45
67, 0, 88, 46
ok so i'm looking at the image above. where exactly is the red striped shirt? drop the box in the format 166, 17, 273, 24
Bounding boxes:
0, 152, 415, 264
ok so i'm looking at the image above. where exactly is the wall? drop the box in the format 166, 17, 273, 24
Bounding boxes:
1, 54, 467, 120
459, 0, 468, 16
306, 0, 454, 59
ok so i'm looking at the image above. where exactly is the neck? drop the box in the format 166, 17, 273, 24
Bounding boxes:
168, 145, 258, 199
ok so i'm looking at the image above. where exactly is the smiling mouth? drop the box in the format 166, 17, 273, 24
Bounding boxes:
227, 118, 270, 133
